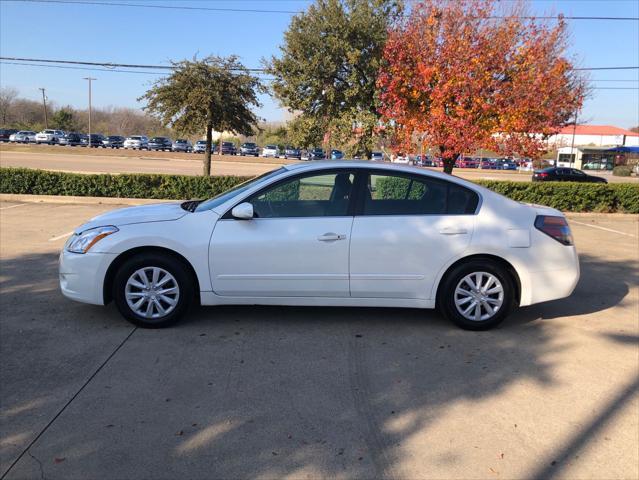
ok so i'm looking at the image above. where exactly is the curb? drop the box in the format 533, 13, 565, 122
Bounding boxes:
0, 193, 175, 206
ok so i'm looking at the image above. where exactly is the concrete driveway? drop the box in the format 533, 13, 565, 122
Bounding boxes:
0, 201, 637, 479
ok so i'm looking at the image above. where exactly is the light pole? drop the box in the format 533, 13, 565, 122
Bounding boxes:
38, 88, 48, 128
83, 78, 96, 147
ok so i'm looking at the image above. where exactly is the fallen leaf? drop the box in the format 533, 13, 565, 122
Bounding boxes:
54, 457, 66, 464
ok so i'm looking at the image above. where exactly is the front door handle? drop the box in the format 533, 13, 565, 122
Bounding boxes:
318, 233, 347, 242
439, 227, 468, 235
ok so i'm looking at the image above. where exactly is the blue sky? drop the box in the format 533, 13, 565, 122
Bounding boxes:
1, 0, 638, 128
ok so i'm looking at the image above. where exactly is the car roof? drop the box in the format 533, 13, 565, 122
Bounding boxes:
283, 160, 480, 185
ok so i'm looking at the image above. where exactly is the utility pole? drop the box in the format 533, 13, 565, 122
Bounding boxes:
83, 77, 96, 147
38, 88, 48, 128
569, 109, 579, 168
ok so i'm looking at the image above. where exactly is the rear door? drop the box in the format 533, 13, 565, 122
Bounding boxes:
349, 170, 478, 299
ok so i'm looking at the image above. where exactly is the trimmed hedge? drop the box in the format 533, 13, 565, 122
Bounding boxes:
1, 167, 638, 213
473, 180, 639, 213
613, 166, 632, 177
0, 168, 251, 200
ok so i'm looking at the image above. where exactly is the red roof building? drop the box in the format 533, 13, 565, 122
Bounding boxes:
548, 124, 639, 147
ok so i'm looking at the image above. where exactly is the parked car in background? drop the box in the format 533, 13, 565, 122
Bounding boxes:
101, 135, 125, 149
392, 154, 410, 164
81, 133, 105, 147
284, 146, 301, 159
480, 158, 499, 169
35, 129, 65, 144
219, 141, 237, 155
308, 148, 326, 160
262, 145, 279, 158
533, 167, 607, 183
148, 137, 173, 151
238, 142, 259, 156
458, 157, 479, 168
193, 140, 207, 153
123, 136, 149, 150
370, 152, 384, 162
0, 129, 19, 142
498, 159, 518, 170
10, 130, 37, 143
331, 149, 344, 160
170, 139, 192, 152
59, 161, 580, 330
59, 132, 83, 146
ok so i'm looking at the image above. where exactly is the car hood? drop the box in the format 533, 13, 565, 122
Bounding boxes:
75, 202, 187, 233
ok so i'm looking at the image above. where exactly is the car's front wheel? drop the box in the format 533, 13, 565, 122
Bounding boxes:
438, 260, 516, 330
113, 253, 194, 328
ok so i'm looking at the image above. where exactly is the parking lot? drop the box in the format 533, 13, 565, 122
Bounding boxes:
3, 144, 636, 183
0, 200, 637, 479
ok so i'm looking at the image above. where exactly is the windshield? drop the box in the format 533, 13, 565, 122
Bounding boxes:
243, 143, 256, 147
194, 167, 285, 213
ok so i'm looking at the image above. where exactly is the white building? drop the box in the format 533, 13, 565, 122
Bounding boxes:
547, 125, 639, 148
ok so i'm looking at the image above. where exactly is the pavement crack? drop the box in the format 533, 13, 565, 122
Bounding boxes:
27, 450, 45, 480
0, 327, 138, 480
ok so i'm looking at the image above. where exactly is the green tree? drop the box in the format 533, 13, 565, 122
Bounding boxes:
267, 0, 402, 158
51, 108, 77, 131
140, 55, 262, 176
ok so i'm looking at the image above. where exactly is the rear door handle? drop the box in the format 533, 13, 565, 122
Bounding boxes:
318, 233, 347, 242
439, 227, 468, 235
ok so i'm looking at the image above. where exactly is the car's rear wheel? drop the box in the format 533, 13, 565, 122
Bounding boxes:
113, 253, 194, 328
438, 260, 515, 330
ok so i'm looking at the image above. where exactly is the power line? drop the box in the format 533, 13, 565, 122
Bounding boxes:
5, 0, 639, 20
3, 61, 636, 89
3, 56, 639, 73
4, 0, 300, 14
0, 61, 168, 75
0, 56, 264, 72
0, 61, 277, 80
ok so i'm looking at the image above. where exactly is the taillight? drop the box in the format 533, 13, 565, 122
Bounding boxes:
535, 215, 574, 245
538, 172, 548, 178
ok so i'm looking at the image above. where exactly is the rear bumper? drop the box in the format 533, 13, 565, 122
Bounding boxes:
519, 246, 580, 306
59, 250, 117, 305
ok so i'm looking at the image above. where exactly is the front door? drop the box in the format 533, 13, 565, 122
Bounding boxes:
209, 170, 356, 297
349, 171, 477, 299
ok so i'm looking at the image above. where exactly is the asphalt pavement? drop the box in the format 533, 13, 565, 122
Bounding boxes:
0, 201, 637, 479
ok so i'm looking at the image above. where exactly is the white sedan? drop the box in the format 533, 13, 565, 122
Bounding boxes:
59, 161, 579, 330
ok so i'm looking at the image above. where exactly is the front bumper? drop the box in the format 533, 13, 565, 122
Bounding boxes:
59, 249, 117, 305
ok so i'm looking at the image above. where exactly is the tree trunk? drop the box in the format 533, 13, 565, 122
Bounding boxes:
440, 146, 458, 174
203, 118, 213, 176
442, 158, 456, 174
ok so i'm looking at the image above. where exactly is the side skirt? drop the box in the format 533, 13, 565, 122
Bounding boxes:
199, 292, 435, 309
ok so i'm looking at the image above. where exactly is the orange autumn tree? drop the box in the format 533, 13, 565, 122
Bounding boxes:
377, 0, 588, 173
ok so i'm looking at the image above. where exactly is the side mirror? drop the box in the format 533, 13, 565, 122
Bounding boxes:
231, 202, 254, 220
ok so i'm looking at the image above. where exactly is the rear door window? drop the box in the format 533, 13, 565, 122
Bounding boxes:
362, 172, 478, 215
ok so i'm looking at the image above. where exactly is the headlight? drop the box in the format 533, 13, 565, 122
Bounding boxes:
67, 226, 119, 254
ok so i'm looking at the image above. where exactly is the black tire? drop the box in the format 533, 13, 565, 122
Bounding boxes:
437, 260, 516, 330
113, 253, 194, 328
